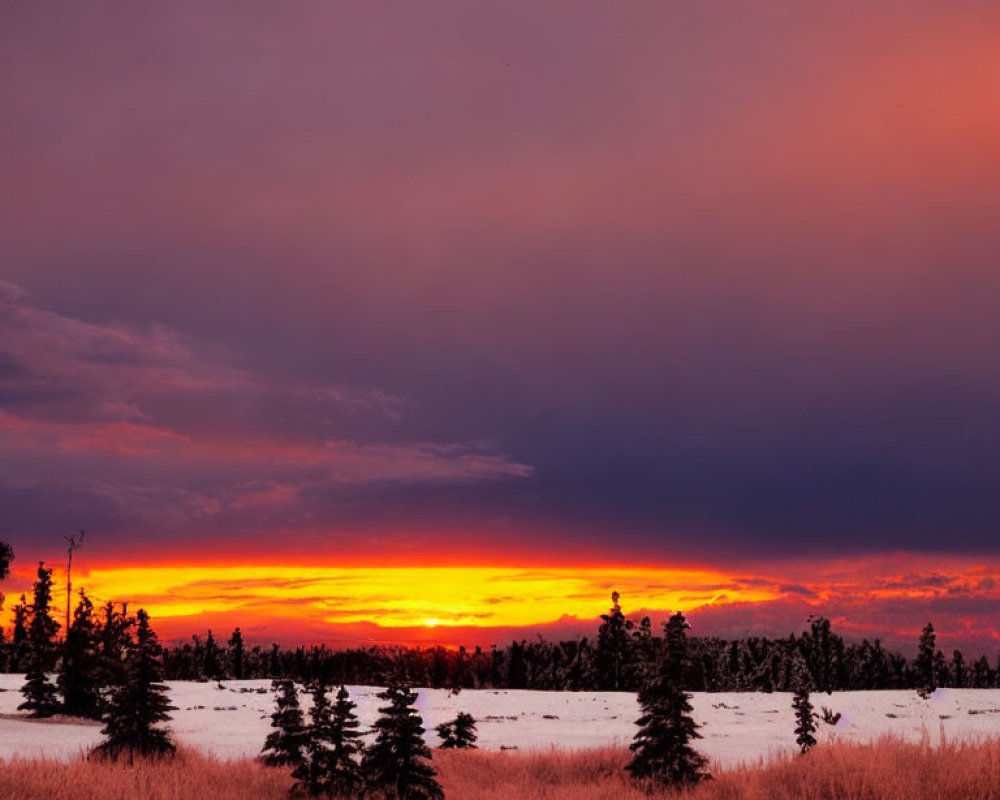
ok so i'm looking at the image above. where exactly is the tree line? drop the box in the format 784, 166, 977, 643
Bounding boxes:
60, 594, 989, 695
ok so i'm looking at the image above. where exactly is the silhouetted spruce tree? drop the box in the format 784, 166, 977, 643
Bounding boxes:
58, 589, 104, 719
626, 612, 708, 791
293, 683, 334, 795
933, 648, 949, 687
203, 629, 222, 680
269, 643, 282, 677
436, 711, 477, 748
362, 685, 444, 800
791, 654, 817, 754
96, 601, 134, 689
328, 685, 366, 795
506, 640, 528, 689
596, 591, 633, 691
915, 622, 937, 695
807, 615, 834, 694
973, 655, 992, 688
294, 684, 364, 796
261, 678, 308, 767
567, 637, 596, 691
92, 609, 176, 763
19, 562, 61, 717
857, 638, 890, 690
229, 627, 245, 680
625, 616, 656, 689
951, 650, 967, 688
9, 594, 29, 672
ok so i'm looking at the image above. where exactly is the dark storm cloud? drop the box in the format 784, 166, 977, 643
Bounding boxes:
2, 1, 1000, 562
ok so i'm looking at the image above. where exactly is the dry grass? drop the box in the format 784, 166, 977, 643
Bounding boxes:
1, 738, 999, 800
436, 738, 1000, 800
0, 750, 293, 800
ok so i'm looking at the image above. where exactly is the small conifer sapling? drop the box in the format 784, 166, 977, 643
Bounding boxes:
437, 712, 478, 748
791, 655, 817, 754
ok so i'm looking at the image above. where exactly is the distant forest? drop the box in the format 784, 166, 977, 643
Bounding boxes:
151, 601, 994, 693
6, 585, 991, 693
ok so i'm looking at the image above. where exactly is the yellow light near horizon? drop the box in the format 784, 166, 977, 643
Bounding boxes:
24, 564, 783, 634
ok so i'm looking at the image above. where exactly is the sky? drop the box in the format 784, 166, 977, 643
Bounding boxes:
1, 1, 1000, 652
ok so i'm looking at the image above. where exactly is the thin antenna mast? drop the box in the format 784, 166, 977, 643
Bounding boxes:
64, 529, 85, 633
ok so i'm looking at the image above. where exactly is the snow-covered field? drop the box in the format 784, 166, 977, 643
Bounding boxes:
1, 675, 998, 768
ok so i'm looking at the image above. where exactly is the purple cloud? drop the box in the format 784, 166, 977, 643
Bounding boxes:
0, 284, 532, 557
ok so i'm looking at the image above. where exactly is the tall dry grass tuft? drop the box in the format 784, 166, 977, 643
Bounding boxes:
1, 738, 999, 800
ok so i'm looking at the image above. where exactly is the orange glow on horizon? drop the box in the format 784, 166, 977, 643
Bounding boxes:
60, 563, 781, 628
4, 554, 999, 650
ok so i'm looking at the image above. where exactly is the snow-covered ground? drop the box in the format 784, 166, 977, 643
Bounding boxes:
1, 675, 998, 767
